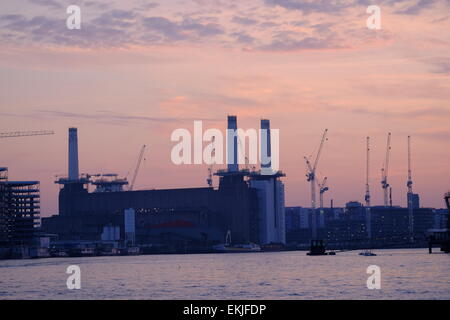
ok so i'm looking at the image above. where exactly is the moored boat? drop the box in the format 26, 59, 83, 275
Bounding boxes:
213, 243, 261, 253
261, 243, 285, 252
359, 249, 377, 256
212, 229, 261, 253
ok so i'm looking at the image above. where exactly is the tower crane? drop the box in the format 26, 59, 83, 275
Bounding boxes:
318, 177, 329, 209
0, 130, 54, 138
304, 129, 328, 240
207, 136, 215, 187
304, 129, 328, 210
129, 145, 146, 191
237, 135, 251, 171
365, 137, 371, 207
365, 137, 372, 240
407, 135, 414, 241
407, 135, 413, 194
381, 133, 391, 207
1, 130, 54, 182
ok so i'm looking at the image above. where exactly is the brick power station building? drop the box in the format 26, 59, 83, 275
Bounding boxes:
42, 117, 286, 251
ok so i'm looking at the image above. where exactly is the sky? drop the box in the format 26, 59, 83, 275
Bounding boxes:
0, 0, 449, 216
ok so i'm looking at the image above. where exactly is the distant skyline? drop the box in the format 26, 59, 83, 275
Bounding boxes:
1, 0, 450, 215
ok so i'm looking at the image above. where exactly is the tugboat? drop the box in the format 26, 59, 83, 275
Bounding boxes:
307, 240, 335, 255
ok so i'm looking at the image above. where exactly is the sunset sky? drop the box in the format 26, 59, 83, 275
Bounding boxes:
1, 0, 450, 216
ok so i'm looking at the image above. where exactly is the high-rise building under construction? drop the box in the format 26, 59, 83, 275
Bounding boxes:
0, 167, 40, 247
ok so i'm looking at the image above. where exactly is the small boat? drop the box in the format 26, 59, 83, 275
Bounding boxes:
126, 247, 141, 255
261, 243, 285, 252
359, 250, 377, 256
212, 230, 261, 253
117, 247, 141, 256
68, 247, 96, 257
213, 243, 261, 253
50, 249, 69, 257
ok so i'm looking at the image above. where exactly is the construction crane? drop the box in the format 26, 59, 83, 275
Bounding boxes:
407, 135, 414, 241
365, 137, 372, 240
407, 135, 413, 194
381, 133, 391, 207
207, 136, 215, 187
304, 129, 328, 240
237, 135, 251, 171
318, 177, 329, 209
304, 129, 328, 210
365, 137, 371, 207
0, 130, 54, 138
129, 145, 146, 191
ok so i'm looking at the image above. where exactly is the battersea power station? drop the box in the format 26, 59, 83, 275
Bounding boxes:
42, 116, 286, 252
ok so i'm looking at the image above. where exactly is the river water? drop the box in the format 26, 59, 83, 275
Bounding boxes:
0, 248, 448, 299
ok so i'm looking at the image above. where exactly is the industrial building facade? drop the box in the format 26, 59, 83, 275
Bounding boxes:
250, 177, 285, 244
42, 117, 287, 250
43, 176, 260, 246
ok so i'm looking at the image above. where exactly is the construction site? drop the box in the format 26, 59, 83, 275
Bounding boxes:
0, 117, 449, 259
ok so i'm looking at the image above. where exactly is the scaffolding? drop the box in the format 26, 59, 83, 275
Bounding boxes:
0, 168, 40, 246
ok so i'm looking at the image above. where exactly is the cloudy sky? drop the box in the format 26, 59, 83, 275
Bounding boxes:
1, 0, 450, 215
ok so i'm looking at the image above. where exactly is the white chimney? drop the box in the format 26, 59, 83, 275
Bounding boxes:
227, 115, 238, 172
68, 128, 79, 180
260, 119, 273, 175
